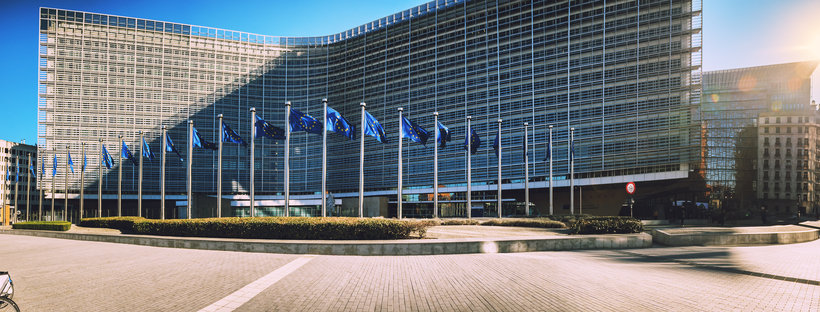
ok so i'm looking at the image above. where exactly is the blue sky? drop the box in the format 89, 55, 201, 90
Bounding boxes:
1, 0, 819, 145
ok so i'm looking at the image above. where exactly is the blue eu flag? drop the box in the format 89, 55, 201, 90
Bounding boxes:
102, 144, 114, 169
5, 168, 8, 181
83, 151, 87, 172
363, 110, 388, 143
255, 115, 286, 140
401, 116, 429, 146
192, 126, 218, 150
544, 139, 551, 161
166, 134, 184, 161
52, 154, 57, 177
222, 122, 247, 146
122, 141, 138, 166
464, 128, 480, 155
436, 121, 451, 148
29, 162, 34, 176
493, 132, 500, 158
289, 107, 323, 135
326, 106, 355, 140
41, 159, 45, 177
68, 151, 75, 173
570, 139, 575, 162
142, 138, 156, 160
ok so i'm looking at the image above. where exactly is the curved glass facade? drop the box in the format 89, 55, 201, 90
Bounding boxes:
38, 0, 701, 217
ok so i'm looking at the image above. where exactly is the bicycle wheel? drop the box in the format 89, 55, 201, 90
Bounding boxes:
0, 297, 20, 312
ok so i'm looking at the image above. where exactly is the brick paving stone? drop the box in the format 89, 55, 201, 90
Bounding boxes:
0, 234, 298, 312
2, 233, 819, 311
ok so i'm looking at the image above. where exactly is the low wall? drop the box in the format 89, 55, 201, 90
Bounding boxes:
652, 227, 819, 246
0, 229, 651, 256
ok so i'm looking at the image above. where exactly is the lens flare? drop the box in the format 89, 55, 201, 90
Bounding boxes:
738, 75, 757, 92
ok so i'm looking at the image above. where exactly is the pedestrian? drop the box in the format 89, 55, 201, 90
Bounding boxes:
760, 206, 767, 225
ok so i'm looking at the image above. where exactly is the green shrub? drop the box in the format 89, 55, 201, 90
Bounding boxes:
12, 221, 71, 231
80, 217, 146, 233
568, 216, 643, 234
81, 217, 432, 240
438, 219, 481, 226
548, 214, 591, 224
481, 218, 565, 228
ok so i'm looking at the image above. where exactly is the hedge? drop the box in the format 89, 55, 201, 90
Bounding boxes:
481, 218, 565, 228
79, 217, 145, 233
80, 217, 432, 240
12, 221, 71, 231
568, 216, 643, 234
548, 214, 592, 224
437, 219, 481, 226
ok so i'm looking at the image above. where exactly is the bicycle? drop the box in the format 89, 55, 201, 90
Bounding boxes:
0, 271, 20, 312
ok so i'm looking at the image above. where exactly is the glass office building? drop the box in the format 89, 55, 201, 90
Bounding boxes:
38, 0, 702, 218
701, 61, 820, 216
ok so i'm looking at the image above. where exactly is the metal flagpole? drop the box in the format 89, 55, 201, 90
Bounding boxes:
80, 143, 84, 219
64, 146, 68, 221
138, 131, 143, 218
359, 102, 366, 218
39, 153, 43, 221
250, 108, 256, 218
397, 107, 403, 219
570, 127, 575, 215
524, 122, 529, 216
433, 112, 439, 219
187, 120, 193, 219
98, 139, 102, 217
321, 99, 327, 218
466, 116, 472, 219
284, 102, 291, 217
497, 119, 502, 218
549, 125, 553, 216
161, 126, 166, 219
118, 135, 122, 217
26, 153, 31, 221
217, 115, 223, 218
51, 147, 55, 221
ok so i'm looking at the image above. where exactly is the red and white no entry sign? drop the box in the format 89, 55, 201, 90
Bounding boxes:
626, 182, 635, 194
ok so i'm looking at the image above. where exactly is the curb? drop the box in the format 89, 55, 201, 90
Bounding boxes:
0, 229, 652, 255
651, 227, 819, 246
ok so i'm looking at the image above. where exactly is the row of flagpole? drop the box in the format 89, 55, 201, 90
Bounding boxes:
23, 99, 579, 221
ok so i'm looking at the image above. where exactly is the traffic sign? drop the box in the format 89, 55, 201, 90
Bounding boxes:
626, 182, 635, 194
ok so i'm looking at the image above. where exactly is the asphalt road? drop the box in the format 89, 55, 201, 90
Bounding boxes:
1, 234, 818, 311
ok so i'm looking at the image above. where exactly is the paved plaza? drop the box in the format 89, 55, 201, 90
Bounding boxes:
1, 234, 819, 311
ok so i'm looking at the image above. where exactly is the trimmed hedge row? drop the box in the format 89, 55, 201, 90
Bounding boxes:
436, 219, 481, 226
79, 217, 145, 233
80, 217, 432, 240
568, 216, 643, 234
481, 218, 565, 228
12, 221, 71, 231
548, 214, 592, 224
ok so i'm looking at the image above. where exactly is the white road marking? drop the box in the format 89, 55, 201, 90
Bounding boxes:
198, 256, 315, 312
